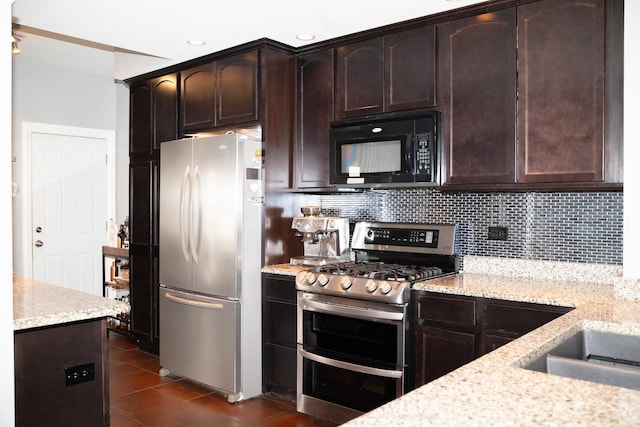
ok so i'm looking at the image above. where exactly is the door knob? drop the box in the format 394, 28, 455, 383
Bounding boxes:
35, 226, 42, 233
35, 240, 43, 247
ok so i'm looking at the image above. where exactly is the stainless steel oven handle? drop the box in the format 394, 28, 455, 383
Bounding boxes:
300, 348, 403, 379
302, 298, 405, 322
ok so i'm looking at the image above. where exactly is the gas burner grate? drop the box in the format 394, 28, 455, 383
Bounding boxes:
313, 262, 444, 283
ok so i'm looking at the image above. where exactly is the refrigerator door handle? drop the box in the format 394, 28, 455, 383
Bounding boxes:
189, 164, 201, 264
164, 292, 224, 309
179, 165, 191, 262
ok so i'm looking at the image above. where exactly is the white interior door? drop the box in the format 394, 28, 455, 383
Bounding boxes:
31, 132, 109, 295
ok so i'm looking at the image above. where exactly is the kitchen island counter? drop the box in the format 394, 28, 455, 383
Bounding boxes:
13, 276, 128, 426
343, 257, 640, 426
13, 276, 129, 330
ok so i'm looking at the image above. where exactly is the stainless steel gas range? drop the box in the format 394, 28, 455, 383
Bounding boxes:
295, 222, 459, 424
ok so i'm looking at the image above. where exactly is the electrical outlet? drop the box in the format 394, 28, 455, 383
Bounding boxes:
65, 362, 95, 386
488, 226, 508, 241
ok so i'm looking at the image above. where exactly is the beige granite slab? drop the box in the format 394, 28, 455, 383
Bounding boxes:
261, 263, 309, 276
412, 273, 611, 307
343, 299, 640, 426
13, 277, 130, 331
343, 257, 640, 426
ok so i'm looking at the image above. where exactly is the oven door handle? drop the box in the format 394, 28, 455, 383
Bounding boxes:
300, 348, 403, 379
301, 298, 405, 322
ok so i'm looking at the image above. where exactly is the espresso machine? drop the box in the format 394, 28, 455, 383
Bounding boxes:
290, 206, 351, 266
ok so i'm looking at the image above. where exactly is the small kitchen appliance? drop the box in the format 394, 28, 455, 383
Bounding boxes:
290, 207, 351, 266
329, 109, 439, 188
295, 221, 459, 424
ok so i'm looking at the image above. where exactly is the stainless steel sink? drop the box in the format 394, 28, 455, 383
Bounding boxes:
524, 329, 640, 391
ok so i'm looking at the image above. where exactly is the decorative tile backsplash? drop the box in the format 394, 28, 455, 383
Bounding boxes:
304, 189, 623, 266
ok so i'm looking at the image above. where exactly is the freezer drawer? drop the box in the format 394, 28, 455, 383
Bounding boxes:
159, 287, 240, 394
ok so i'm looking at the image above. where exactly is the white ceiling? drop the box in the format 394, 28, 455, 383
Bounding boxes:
11, 0, 488, 80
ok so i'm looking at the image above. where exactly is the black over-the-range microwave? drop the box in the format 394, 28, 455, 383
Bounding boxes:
329, 110, 440, 188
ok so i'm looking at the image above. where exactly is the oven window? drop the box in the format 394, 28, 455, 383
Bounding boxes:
303, 311, 402, 369
302, 357, 400, 413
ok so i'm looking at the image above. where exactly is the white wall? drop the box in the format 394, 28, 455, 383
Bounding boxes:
116, 82, 130, 223
11, 38, 125, 277
1, 1, 16, 425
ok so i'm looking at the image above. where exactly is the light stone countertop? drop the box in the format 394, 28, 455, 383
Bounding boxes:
342, 256, 640, 426
261, 263, 308, 276
13, 276, 130, 331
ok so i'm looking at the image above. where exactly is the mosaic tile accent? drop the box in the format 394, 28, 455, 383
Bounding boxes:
305, 189, 623, 266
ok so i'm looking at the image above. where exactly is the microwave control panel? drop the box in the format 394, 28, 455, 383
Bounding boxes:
415, 132, 433, 178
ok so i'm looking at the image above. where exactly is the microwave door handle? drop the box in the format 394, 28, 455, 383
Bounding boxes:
299, 348, 402, 379
179, 165, 191, 262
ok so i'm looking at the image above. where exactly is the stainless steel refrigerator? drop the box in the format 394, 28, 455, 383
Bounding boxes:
158, 132, 263, 402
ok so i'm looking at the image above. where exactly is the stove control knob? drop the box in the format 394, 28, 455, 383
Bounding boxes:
364, 279, 378, 293
379, 281, 392, 295
317, 274, 329, 287
297, 271, 316, 287
340, 277, 352, 290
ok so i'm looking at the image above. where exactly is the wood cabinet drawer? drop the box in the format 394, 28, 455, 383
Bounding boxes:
263, 274, 297, 303
484, 302, 570, 335
416, 294, 476, 327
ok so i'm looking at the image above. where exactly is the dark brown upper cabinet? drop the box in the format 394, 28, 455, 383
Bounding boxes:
384, 26, 436, 112
335, 38, 383, 119
335, 26, 436, 120
441, 0, 621, 190
181, 63, 216, 132
517, 0, 606, 184
217, 50, 259, 126
295, 49, 334, 189
129, 82, 151, 157
180, 50, 259, 133
129, 73, 178, 157
439, 9, 517, 186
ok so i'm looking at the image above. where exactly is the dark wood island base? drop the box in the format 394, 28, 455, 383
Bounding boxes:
14, 319, 109, 427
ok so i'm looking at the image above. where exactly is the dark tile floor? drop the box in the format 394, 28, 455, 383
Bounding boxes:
108, 333, 336, 427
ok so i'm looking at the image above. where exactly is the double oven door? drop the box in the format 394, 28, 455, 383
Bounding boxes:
297, 291, 408, 424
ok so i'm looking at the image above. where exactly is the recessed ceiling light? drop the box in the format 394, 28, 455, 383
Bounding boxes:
296, 34, 316, 41
187, 40, 206, 46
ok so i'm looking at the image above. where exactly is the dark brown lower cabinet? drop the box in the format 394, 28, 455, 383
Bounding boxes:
482, 299, 573, 353
413, 291, 572, 388
413, 292, 479, 386
14, 319, 109, 427
484, 334, 514, 353
129, 158, 160, 355
262, 274, 297, 401
129, 244, 160, 355
415, 325, 476, 385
